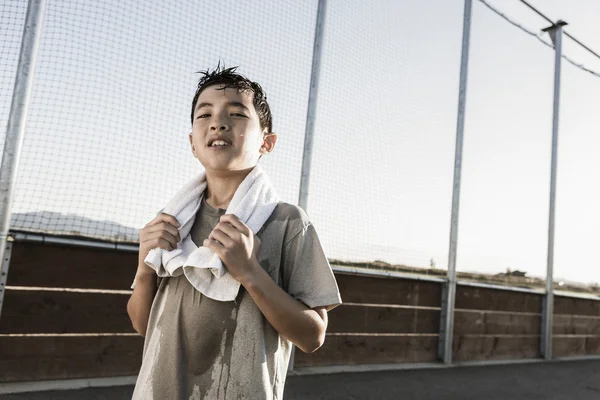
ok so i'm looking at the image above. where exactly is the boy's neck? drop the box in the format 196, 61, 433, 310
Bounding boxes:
204, 167, 254, 210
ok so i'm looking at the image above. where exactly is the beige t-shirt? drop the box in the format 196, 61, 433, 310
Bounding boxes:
132, 200, 342, 400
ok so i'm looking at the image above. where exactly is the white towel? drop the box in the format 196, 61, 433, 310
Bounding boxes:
144, 165, 279, 301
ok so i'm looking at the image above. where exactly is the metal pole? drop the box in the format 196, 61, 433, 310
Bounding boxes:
297, 0, 327, 212
540, 20, 566, 361
290, 0, 327, 373
0, 0, 46, 321
438, 0, 472, 365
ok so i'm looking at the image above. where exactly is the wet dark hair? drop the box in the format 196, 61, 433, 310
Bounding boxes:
190, 65, 273, 132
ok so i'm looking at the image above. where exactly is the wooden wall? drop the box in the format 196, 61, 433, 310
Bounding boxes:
452, 285, 542, 362
0, 241, 143, 383
553, 295, 600, 357
295, 274, 441, 368
1, 241, 600, 383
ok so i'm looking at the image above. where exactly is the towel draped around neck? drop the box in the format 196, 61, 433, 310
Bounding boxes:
144, 165, 279, 301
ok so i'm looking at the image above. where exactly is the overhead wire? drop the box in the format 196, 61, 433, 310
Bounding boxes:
518, 0, 600, 61
478, 0, 600, 79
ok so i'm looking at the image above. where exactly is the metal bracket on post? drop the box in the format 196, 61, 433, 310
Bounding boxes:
0, 238, 14, 322
438, 0, 472, 365
290, 0, 327, 374
437, 282, 449, 360
540, 292, 551, 358
543, 20, 568, 47
539, 20, 567, 361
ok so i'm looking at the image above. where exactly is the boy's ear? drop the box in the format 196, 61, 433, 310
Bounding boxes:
260, 132, 277, 155
188, 132, 196, 155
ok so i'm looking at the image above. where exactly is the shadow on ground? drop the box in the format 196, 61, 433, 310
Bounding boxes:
1, 359, 600, 399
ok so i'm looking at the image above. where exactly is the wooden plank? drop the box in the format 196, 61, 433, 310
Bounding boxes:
294, 335, 438, 367
7, 242, 138, 290
554, 296, 600, 317
328, 305, 439, 334
553, 315, 600, 335
453, 335, 540, 362
455, 285, 542, 313
553, 336, 600, 358
334, 273, 441, 307
0, 335, 143, 383
586, 336, 600, 355
454, 310, 541, 335
0, 290, 134, 334
553, 336, 585, 357
553, 336, 586, 357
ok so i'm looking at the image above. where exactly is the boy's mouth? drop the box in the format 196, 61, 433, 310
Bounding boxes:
207, 138, 232, 147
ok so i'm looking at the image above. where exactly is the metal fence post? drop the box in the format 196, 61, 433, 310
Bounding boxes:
540, 20, 567, 361
290, 0, 328, 373
0, 0, 46, 321
438, 0, 472, 365
298, 0, 327, 213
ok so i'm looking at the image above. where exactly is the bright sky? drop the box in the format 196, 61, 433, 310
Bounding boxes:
0, 0, 599, 284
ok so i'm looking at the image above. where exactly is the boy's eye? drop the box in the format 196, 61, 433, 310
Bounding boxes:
196, 114, 210, 119
231, 113, 246, 117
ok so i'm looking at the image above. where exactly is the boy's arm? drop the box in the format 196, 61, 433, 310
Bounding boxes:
127, 269, 157, 336
243, 263, 328, 353
205, 214, 329, 353
127, 213, 180, 336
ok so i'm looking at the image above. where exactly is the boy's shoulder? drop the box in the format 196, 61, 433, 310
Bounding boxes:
270, 201, 310, 223
260, 201, 312, 239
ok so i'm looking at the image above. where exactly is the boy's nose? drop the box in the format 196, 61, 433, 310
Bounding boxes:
210, 123, 229, 131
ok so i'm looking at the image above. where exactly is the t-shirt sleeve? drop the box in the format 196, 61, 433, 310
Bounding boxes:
281, 222, 342, 311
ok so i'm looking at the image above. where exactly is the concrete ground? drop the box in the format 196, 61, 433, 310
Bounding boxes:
1, 359, 600, 399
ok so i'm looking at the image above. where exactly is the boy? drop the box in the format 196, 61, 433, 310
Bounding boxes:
127, 66, 341, 399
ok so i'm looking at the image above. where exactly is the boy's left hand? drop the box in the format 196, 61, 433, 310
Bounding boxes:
204, 214, 261, 283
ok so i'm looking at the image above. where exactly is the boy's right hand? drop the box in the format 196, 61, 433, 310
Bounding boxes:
137, 213, 181, 276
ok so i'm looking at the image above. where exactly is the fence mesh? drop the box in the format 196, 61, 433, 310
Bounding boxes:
1, 0, 599, 284
456, 0, 555, 281
3, 0, 317, 242
554, 52, 600, 286
307, 0, 463, 271
0, 0, 28, 157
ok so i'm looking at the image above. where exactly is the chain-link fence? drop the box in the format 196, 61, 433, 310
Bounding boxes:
308, 0, 462, 271
0, 1, 27, 155
4, 0, 317, 241
2, 0, 600, 287
457, 0, 554, 281
554, 48, 600, 287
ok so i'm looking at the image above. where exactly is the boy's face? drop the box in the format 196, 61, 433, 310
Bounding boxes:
189, 85, 276, 173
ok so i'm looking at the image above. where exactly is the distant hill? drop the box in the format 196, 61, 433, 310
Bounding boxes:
10, 211, 139, 243
330, 259, 600, 297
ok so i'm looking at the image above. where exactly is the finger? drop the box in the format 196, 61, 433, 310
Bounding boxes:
142, 238, 176, 253
143, 229, 178, 242
143, 237, 175, 251
219, 214, 250, 235
145, 222, 180, 241
214, 221, 241, 239
208, 228, 235, 248
143, 226, 179, 244
203, 238, 225, 255
144, 222, 179, 241
143, 230, 179, 249
146, 213, 180, 229
158, 213, 181, 228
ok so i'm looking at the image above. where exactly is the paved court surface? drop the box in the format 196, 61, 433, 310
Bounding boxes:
2, 359, 600, 399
